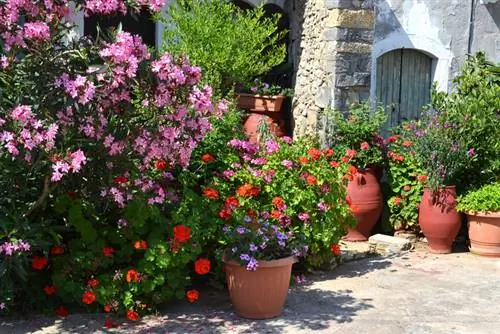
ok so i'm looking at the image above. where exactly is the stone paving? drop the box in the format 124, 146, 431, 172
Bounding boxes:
2, 247, 499, 334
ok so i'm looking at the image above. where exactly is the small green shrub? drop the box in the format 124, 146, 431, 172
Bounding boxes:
457, 183, 500, 213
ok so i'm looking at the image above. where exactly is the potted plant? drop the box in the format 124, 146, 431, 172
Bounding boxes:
409, 115, 475, 253
457, 182, 500, 257
326, 103, 387, 241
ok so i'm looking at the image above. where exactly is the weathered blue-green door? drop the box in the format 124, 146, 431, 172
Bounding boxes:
376, 49, 433, 130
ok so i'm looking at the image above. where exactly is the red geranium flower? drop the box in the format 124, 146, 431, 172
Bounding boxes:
307, 148, 321, 161
394, 197, 402, 206
271, 210, 282, 220
306, 175, 317, 186
186, 289, 199, 303
247, 208, 257, 217
236, 184, 260, 197
323, 148, 334, 157
224, 196, 239, 208
102, 246, 115, 257
104, 305, 112, 313
402, 140, 413, 147
387, 135, 399, 143
126, 310, 139, 321
201, 154, 214, 163
113, 176, 128, 184
55, 306, 69, 317
346, 149, 357, 158
155, 159, 168, 171
331, 244, 341, 256
203, 187, 219, 200
134, 240, 148, 250
299, 156, 309, 165
87, 278, 99, 288
219, 208, 231, 221
126, 269, 140, 283
360, 142, 370, 150
417, 174, 428, 182
272, 197, 285, 209
341, 156, 349, 163
173, 225, 191, 243
330, 161, 339, 168
44, 285, 56, 296
348, 165, 358, 175
50, 245, 65, 255
82, 291, 96, 305
32, 256, 48, 270
403, 185, 411, 192
194, 258, 211, 275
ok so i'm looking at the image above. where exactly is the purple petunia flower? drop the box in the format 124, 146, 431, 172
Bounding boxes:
236, 227, 246, 234
240, 253, 251, 261
467, 148, 476, 157
246, 257, 258, 270
265, 140, 280, 154
249, 243, 258, 252
244, 216, 252, 223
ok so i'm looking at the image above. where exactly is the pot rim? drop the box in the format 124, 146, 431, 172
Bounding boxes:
423, 185, 456, 190
225, 255, 297, 268
235, 92, 286, 99
465, 211, 500, 218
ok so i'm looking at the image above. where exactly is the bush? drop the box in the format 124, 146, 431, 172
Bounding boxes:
457, 182, 500, 214
160, 0, 287, 96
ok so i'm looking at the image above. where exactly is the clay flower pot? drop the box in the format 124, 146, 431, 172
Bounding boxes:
236, 93, 285, 113
225, 256, 295, 319
243, 113, 285, 144
466, 211, 500, 257
344, 168, 383, 241
418, 186, 461, 254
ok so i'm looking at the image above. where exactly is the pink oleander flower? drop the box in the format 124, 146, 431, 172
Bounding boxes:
23, 22, 51, 41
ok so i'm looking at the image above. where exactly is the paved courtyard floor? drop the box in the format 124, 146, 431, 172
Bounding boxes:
2, 249, 499, 334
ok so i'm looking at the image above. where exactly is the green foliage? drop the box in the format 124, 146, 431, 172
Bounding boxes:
160, 0, 287, 96
457, 182, 500, 213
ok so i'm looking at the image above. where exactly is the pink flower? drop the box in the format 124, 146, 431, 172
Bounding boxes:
69, 150, 87, 172
24, 22, 51, 41
360, 142, 370, 150
10, 105, 32, 124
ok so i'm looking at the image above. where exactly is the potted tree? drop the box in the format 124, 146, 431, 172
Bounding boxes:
326, 103, 387, 241
457, 182, 500, 257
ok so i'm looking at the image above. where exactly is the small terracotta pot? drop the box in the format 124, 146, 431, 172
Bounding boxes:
236, 93, 285, 113
243, 113, 286, 144
225, 256, 295, 319
344, 168, 383, 241
418, 186, 461, 254
466, 211, 500, 257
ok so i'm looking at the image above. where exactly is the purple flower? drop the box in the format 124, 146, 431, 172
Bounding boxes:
223, 225, 231, 233
261, 211, 270, 219
244, 216, 252, 223
246, 257, 258, 270
265, 140, 280, 154
320, 184, 331, 193
262, 83, 270, 90
249, 243, 258, 252
295, 274, 306, 284
250, 157, 267, 165
250, 86, 258, 92
0, 303, 5, 310
281, 136, 293, 144
260, 242, 267, 249
298, 213, 310, 222
223, 170, 235, 178
467, 148, 476, 157
263, 170, 275, 183
415, 130, 424, 138
236, 227, 246, 234
281, 160, 293, 169
240, 253, 251, 261
117, 218, 128, 228
318, 201, 328, 212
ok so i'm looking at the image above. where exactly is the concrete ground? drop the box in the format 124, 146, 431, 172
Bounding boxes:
2, 249, 500, 334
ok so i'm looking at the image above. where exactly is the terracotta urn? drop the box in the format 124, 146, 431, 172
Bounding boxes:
466, 212, 500, 257
344, 168, 383, 241
235, 93, 285, 113
418, 186, 461, 254
225, 256, 295, 319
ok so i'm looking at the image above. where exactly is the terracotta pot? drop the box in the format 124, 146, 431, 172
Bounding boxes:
344, 168, 383, 241
418, 186, 461, 254
243, 113, 286, 143
236, 93, 285, 113
225, 256, 295, 319
466, 211, 500, 257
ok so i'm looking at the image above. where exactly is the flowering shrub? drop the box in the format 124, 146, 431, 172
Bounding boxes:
385, 130, 425, 230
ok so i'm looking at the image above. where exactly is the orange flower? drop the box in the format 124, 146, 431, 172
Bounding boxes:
173, 225, 191, 243
331, 244, 341, 256
201, 154, 215, 163
323, 148, 334, 157
134, 240, 148, 250
55, 306, 69, 317
307, 148, 321, 161
126, 310, 139, 321
236, 184, 260, 197
299, 156, 309, 165
113, 175, 128, 184
32, 256, 48, 270
194, 258, 211, 275
126, 269, 140, 283
44, 285, 56, 296
186, 289, 199, 303
417, 174, 428, 183
102, 247, 115, 257
82, 291, 96, 305
272, 197, 285, 209
306, 175, 317, 186
218, 208, 231, 221
203, 187, 219, 200
104, 305, 112, 313
341, 156, 349, 163
348, 165, 358, 175
50, 245, 65, 255
87, 278, 99, 288
330, 161, 339, 168
394, 197, 402, 206
345, 149, 357, 158
224, 196, 239, 208
403, 185, 411, 192
155, 159, 168, 171
349, 204, 360, 214
271, 210, 282, 220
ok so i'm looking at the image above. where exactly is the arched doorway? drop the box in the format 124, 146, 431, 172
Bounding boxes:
375, 49, 433, 129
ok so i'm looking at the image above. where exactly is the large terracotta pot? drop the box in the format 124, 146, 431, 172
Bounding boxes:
344, 168, 383, 241
466, 211, 500, 257
418, 186, 461, 254
225, 256, 295, 319
236, 93, 285, 112
243, 113, 286, 143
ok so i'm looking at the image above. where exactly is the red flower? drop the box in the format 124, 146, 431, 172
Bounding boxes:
348, 165, 358, 175
55, 306, 69, 317
155, 159, 168, 171
299, 156, 309, 165
330, 161, 339, 168
331, 244, 341, 256
323, 148, 334, 157
219, 208, 231, 221
203, 187, 219, 200
87, 278, 99, 288
224, 196, 239, 209
387, 135, 399, 143
186, 289, 199, 303
32, 256, 48, 270
417, 174, 428, 182
394, 197, 402, 206
402, 140, 413, 147
307, 148, 321, 161
50, 245, 65, 255
403, 185, 411, 192
104, 317, 119, 328
201, 154, 215, 163
349, 204, 360, 214
173, 225, 191, 243
341, 156, 349, 163
82, 291, 96, 305
306, 175, 317, 185
126, 310, 139, 321
104, 305, 112, 313
134, 240, 148, 250
102, 247, 115, 257
126, 269, 140, 283
272, 197, 285, 209
113, 176, 128, 185
271, 209, 282, 220
44, 285, 56, 296
346, 149, 357, 158
360, 142, 370, 150
236, 184, 260, 197
194, 258, 211, 275
246, 208, 257, 217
